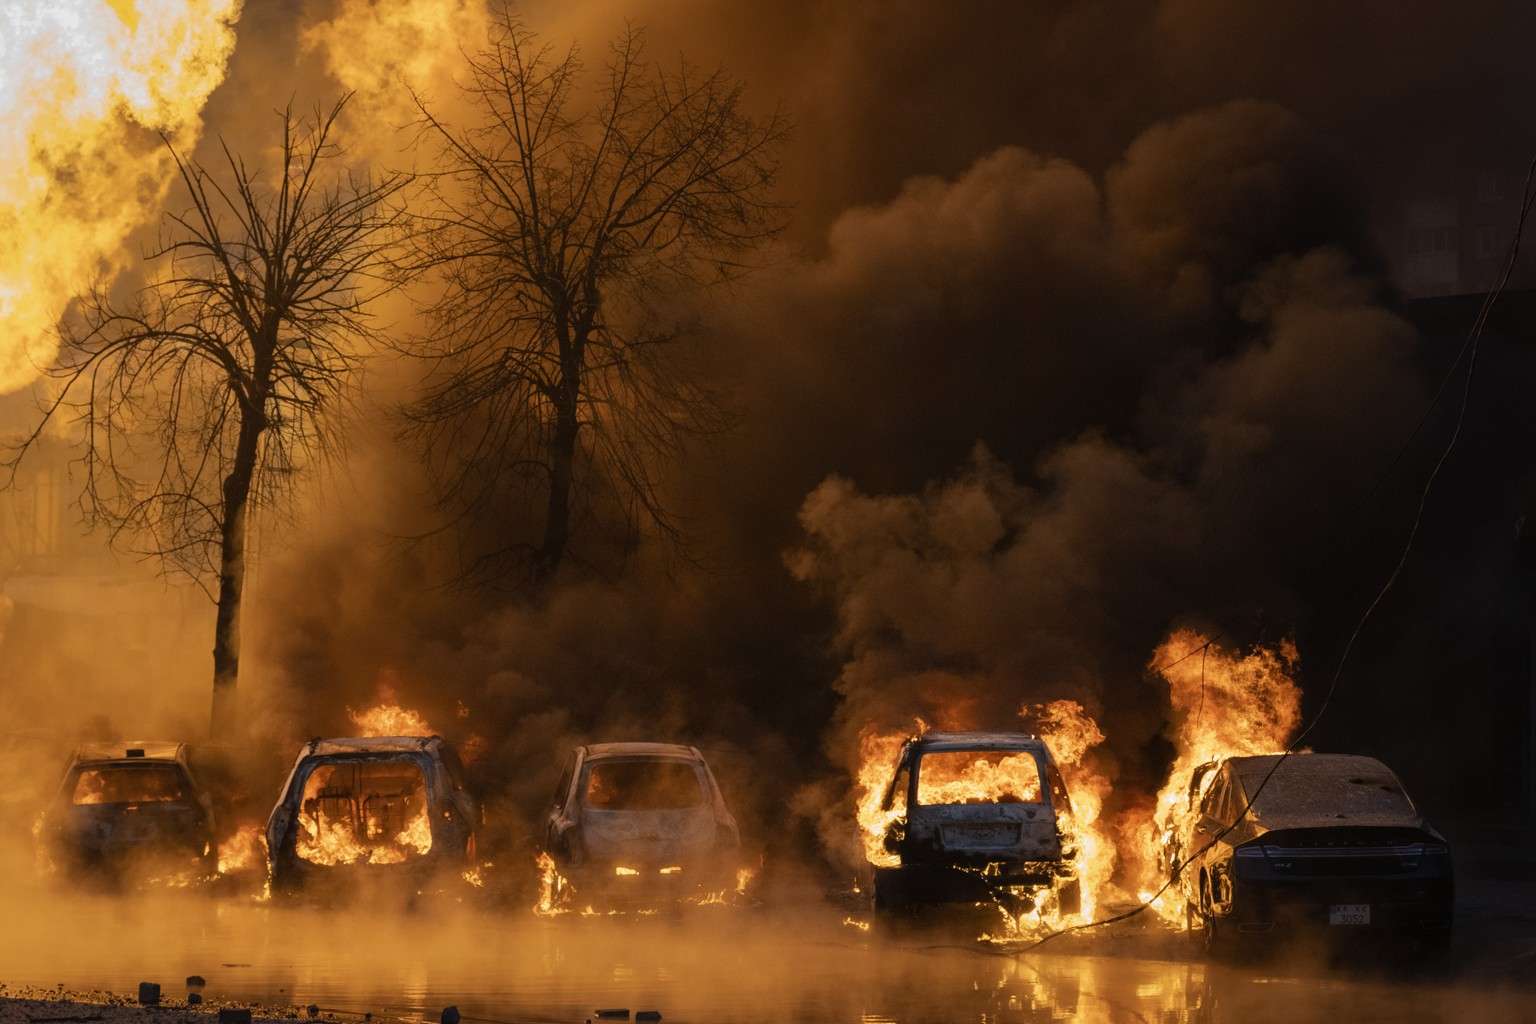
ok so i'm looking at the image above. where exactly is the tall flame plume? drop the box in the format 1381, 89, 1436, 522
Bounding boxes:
0, 0, 240, 393
1141, 629, 1303, 919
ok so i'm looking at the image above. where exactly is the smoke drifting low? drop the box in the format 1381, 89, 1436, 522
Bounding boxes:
1, 0, 1518, 893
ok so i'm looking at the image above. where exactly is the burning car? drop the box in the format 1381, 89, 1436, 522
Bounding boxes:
265, 735, 480, 896
37, 741, 218, 885
869, 731, 1080, 918
541, 742, 742, 907
1165, 752, 1454, 956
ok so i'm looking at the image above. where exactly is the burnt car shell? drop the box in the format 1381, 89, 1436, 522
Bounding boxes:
265, 735, 479, 896
543, 742, 741, 904
1170, 753, 1453, 954
39, 741, 217, 883
872, 731, 1078, 915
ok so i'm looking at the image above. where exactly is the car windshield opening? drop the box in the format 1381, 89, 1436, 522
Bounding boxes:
296, 760, 432, 864
914, 750, 1042, 806
72, 766, 185, 804
586, 760, 705, 810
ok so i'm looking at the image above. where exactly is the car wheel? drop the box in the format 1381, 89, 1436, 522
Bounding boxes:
872, 867, 910, 915
1200, 882, 1225, 959
1183, 898, 1201, 940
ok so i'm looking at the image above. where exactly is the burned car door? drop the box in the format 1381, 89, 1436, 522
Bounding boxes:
544, 751, 579, 861
1195, 768, 1238, 914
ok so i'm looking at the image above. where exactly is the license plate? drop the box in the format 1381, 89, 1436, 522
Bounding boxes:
115, 819, 156, 841
1329, 903, 1370, 925
941, 823, 1019, 848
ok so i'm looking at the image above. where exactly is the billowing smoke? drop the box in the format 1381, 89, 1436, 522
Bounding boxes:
2, 0, 1526, 896
766, 104, 1424, 871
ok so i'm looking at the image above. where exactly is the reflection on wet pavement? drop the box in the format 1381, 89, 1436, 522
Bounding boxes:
2, 882, 1532, 1024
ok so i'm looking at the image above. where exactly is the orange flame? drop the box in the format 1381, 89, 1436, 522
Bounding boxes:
534, 851, 565, 916
1141, 629, 1302, 919
292, 753, 435, 868
854, 724, 918, 869
347, 702, 433, 737
216, 823, 265, 875
1028, 699, 1111, 925
1, 0, 240, 393
853, 704, 1113, 938
296, 798, 433, 867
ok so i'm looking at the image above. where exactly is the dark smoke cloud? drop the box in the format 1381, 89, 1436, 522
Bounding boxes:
5, 0, 1523, 882
742, 104, 1424, 866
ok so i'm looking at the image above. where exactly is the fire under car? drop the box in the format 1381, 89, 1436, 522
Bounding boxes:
37, 741, 219, 886
1165, 752, 1454, 957
870, 731, 1081, 919
542, 742, 743, 908
265, 735, 480, 896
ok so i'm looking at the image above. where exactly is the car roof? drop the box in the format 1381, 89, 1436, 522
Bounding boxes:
1226, 752, 1395, 780
581, 741, 704, 762
298, 736, 447, 758
1221, 752, 1424, 830
912, 731, 1047, 752
72, 741, 187, 764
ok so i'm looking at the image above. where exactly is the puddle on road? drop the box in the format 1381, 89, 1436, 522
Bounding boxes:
1, 884, 1529, 1024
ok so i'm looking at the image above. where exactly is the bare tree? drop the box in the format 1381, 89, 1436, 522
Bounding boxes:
2, 97, 407, 735
406, 11, 789, 588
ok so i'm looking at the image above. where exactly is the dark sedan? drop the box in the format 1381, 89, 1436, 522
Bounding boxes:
1165, 752, 1453, 957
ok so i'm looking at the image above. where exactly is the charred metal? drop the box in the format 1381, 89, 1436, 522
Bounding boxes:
871, 731, 1080, 919
264, 735, 480, 897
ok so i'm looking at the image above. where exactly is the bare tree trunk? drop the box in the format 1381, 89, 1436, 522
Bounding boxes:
536, 400, 579, 586
210, 415, 261, 737
406, 17, 786, 586
535, 317, 583, 587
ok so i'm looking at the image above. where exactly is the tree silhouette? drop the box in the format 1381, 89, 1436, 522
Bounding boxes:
3, 98, 407, 734
406, 11, 788, 588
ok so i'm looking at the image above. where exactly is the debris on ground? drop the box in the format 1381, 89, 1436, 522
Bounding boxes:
0, 986, 328, 1024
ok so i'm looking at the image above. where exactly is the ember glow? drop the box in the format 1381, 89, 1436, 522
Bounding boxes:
0, 0, 239, 392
